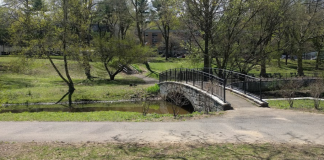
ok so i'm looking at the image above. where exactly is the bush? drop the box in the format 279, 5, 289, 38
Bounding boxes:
147, 84, 160, 94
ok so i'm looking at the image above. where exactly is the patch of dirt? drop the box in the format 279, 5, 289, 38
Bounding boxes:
131, 74, 159, 84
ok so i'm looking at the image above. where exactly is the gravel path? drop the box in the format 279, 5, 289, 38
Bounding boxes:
1, 90, 324, 145
131, 73, 159, 84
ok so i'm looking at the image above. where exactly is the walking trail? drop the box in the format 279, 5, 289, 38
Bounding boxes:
1, 74, 324, 144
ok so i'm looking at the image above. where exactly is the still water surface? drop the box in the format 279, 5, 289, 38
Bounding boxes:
0, 101, 191, 114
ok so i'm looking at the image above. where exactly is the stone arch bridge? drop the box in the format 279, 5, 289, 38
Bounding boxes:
159, 68, 268, 112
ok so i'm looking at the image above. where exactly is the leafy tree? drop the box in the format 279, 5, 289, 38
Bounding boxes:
182, 0, 224, 71
0, 6, 10, 53
151, 0, 179, 60
7, 0, 92, 107
130, 0, 149, 46
210, 0, 260, 74
312, 37, 324, 70
94, 35, 152, 80
95, 0, 133, 39
285, 0, 324, 76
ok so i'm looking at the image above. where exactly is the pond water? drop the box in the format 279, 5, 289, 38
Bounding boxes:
0, 101, 193, 114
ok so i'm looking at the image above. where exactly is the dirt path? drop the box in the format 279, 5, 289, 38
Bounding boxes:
131, 73, 159, 84
1, 91, 324, 145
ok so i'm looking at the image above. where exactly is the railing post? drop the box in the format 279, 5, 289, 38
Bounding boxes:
180, 68, 183, 82
186, 69, 188, 84
193, 69, 195, 86
201, 72, 203, 89
223, 79, 226, 103
159, 73, 161, 83
259, 78, 262, 100
244, 75, 246, 94
174, 68, 177, 82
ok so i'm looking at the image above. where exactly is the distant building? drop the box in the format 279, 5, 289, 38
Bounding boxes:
144, 30, 190, 57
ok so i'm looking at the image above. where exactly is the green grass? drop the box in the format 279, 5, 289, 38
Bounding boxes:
1, 142, 323, 160
0, 111, 221, 122
136, 57, 203, 79
0, 57, 151, 104
268, 99, 324, 113
146, 84, 160, 94
249, 59, 324, 76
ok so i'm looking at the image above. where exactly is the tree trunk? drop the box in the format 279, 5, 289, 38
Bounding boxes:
109, 74, 116, 80
260, 58, 267, 77
316, 51, 320, 70
68, 84, 75, 107
165, 36, 169, 60
83, 54, 92, 80
204, 33, 210, 71
297, 53, 304, 76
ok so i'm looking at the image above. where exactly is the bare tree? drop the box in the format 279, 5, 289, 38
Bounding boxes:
280, 80, 302, 108
142, 99, 151, 116
309, 80, 324, 110
164, 85, 189, 119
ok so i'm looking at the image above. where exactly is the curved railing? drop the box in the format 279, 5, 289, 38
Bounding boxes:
159, 68, 227, 103
197, 68, 262, 100
159, 68, 264, 103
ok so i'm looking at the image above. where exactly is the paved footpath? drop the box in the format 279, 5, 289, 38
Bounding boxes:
1, 90, 324, 144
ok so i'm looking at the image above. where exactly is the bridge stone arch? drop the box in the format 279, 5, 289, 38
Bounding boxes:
159, 82, 231, 112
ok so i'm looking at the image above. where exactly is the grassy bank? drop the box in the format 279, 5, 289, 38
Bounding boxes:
0, 57, 152, 104
1, 142, 323, 159
0, 111, 222, 122
268, 99, 324, 113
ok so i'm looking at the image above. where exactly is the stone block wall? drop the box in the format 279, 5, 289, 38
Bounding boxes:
159, 82, 227, 112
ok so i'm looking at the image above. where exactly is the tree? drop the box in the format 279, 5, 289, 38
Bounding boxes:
0, 6, 10, 53
285, 0, 324, 76
164, 85, 189, 119
309, 79, 324, 110
211, 0, 260, 74
130, 0, 149, 46
312, 36, 324, 70
7, 0, 92, 107
94, 35, 151, 80
279, 80, 302, 108
183, 0, 224, 71
95, 0, 133, 39
151, 0, 179, 60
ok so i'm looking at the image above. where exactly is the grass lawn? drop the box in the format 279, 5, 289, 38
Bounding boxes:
1, 142, 323, 159
137, 57, 324, 79
0, 56, 152, 104
249, 59, 324, 77
0, 111, 223, 122
268, 99, 324, 113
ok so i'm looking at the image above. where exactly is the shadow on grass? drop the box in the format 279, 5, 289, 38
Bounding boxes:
76, 77, 146, 86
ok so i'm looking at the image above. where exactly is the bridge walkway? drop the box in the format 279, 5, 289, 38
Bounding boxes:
225, 90, 257, 109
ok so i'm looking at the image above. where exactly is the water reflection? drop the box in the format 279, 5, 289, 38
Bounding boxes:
0, 101, 191, 114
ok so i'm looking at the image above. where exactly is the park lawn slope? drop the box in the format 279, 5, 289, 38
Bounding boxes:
0, 57, 151, 104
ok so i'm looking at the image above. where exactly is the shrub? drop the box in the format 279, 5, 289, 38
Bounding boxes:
147, 84, 160, 94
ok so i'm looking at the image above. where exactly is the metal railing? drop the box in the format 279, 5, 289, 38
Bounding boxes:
159, 68, 227, 103
196, 68, 262, 100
